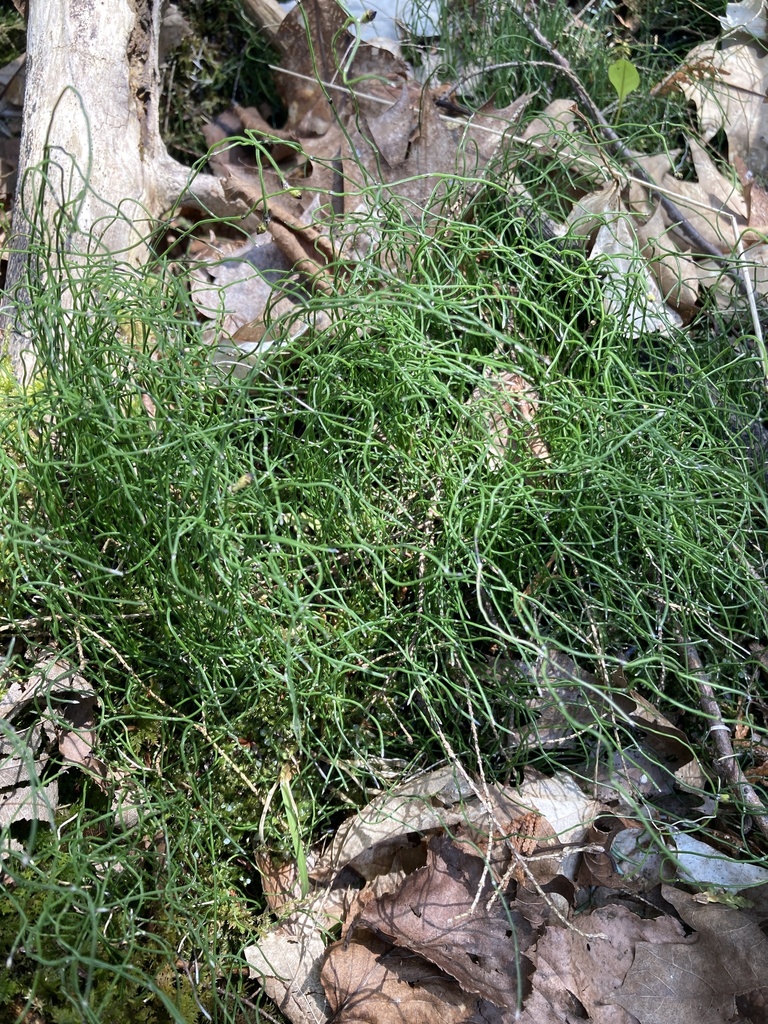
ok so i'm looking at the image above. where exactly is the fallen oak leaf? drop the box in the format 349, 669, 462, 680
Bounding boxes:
273, 0, 408, 137
615, 883, 768, 1024
321, 932, 502, 1024
733, 153, 768, 233
355, 833, 535, 1008
524, 904, 686, 1024
674, 39, 768, 181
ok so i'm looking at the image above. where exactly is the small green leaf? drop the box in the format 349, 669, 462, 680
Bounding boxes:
608, 59, 640, 103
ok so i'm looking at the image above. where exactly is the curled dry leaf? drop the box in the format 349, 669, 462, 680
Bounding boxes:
311, 765, 479, 884
566, 181, 620, 239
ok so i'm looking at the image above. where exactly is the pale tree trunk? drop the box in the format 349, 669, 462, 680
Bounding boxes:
2, 0, 263, 382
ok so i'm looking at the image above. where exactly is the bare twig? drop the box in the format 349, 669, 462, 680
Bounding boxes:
683, 640, 768, 837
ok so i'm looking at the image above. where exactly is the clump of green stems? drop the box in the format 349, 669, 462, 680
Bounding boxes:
0, 0, 766, 1018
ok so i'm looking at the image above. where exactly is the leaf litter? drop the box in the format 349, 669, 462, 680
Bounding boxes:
246, 757, 768, 1024
0, 653, 105, 838
177, 0, 768, 397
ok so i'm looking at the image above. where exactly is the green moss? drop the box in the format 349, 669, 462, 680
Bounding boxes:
160, 0, 280, 165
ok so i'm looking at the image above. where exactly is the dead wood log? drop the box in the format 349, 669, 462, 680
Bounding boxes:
1, 0, 247, 381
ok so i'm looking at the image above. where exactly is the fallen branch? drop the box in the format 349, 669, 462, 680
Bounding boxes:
1, 0, 251, 381
683, 640, 768, 838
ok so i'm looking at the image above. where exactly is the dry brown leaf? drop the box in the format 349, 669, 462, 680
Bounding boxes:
628, 151, 677, 215
463, 94, 536, 165
0, 655, 106, 826
0, 779, 59, 829
363, 83, 415, 168
311, 765, 479, 884
616, 884, 768, 1024
273, 0, 407, 137
256, 851, 312, 917
321, 932, 503, 1024
529, 904, 686, 1024
634, 172, 738, 256
566, 181, 620, 239
190, 235, 294, 319
342, 84, 461, 211
520, 98, 608, 179
355, 833, 535, 1007
56, 689, 104, 777
688, 138, 747, 222
245, 910, 330, 1024
636, 204, 702, 320
589, 210, 683, 337
649, 137, 747, 253
677, 39, 768, 181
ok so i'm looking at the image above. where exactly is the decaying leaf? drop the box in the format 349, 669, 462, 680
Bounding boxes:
245, 909, 330, 1024
589, 212, 683, 337
311, 765, 479, 884
520, 98, 608, 179
190, 232, 333, 373
321, 933, 492, 1024
0, 654, 105, 831
355, 833, 535, 1007
616, 884, 768, 1024
470, 369, 550, 471
677, 39, 768, 182
636, 204, 702, 320
528, 904, 686, 1024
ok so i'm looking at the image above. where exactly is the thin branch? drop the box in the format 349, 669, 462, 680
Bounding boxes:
683, 640, 768, 838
